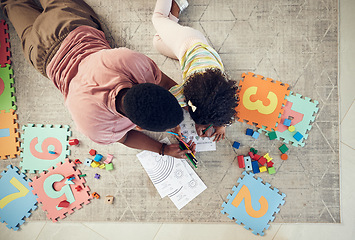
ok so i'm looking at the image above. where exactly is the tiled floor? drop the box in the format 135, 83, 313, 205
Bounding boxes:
1, 0, 354, 239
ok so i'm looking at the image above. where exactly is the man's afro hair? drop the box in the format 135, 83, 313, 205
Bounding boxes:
123, 83, 183, 131
183, 68, 238, 126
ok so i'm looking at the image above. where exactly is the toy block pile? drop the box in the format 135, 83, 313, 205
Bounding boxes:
83, 149, 114, 171
237, 148, 275, 175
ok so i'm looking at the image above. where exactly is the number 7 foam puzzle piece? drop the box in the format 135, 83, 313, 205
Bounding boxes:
235, 72, 290, 131
20, 124, 71, 173
29, 158, 92, 222
258, 92, 319, 147
0, 165, 38, 231
221, 171, 286, 236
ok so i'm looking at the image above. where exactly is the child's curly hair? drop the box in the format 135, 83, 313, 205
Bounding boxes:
183, 68, 238, 126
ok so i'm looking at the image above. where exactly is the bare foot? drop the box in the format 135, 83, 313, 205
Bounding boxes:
171, 0, 180, 18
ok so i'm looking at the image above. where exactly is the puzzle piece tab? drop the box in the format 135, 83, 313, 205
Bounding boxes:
221, 171, 286, 236
0, 165, 38, 231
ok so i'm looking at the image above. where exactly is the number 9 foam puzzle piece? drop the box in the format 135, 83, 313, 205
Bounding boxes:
29, 158, 92, 222
236, 72, 290, 131
258, 92, 319, 147
0, 165, 38, 231
20, 124, 71, 173
221, 171, 286, 236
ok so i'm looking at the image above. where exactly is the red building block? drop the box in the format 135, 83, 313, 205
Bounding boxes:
69, 139, 79, 145
89, 149, 96, 156
237, 155, 245, 168
258, 156, 267, 165
58, 200, 70, 208
267, 161, 274, 168
252, 154, 261, 161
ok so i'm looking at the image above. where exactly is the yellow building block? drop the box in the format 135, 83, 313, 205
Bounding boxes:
99, 164, 106, 169
91, 161, 100, 168
263, 153, 273, 162
259, 166, 267, 172
288, 125, 295, 132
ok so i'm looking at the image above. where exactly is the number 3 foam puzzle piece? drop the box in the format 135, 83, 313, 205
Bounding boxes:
259, 92, 319, 147
20, 124, 71, 173
29, 158, 92, 222
221, 171, 286, 236
235, 72, 290, 131
0, 165, 38, 231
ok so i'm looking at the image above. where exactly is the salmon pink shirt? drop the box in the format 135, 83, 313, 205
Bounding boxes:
47, 26, 162, 144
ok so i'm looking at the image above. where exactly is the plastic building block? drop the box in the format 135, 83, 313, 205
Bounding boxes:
267, 161, 274, 168
58, 200, 70, 208
248, 151, 254, 159
20, 124, 71, 173
288, 125, 295, 132
64, 179, 74, 185
252, 154, 261, 161
89, 149, 96, 156
68, 139, 79, 146
105, 163, 114, 171
0, 65, 16, 112
0, 109, 19, 159
252, 131, 260, 139
91, 161, 100, 168
263, 153, 272, 162
94, 173, 100, 179
221, 171, 286, 236
104, 154, 114, 164
92, 192, 100, 199
49, 151, 56, 154
283, 118, 291, 127
237, 155, 245, 168
94, 154, 103, 162
279, 144, 289, 154
0, 20, 11, 67
79, 174, 86, 178
244, 156, 252, 172
246, 128, 254, 136
29, 159, 92, 222
251, 161, 260, 174
258, 157, 267, 166
105, 195, 114, 204
99, 164, 105, 169
235, 72, 290, 131
281, 154, 288, 160
267, 167, 276, 175
293, 132, 303, 141
232, 141, 241, 149
259, 166, 267, 173
84, 158, 92, 166
75, 185, 82, 191
0, 165, 38, 231
250, 148, 258, 154
268, 131, 277, 140
74, 159, 82, 164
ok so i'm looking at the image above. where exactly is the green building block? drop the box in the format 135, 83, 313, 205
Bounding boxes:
106, 163, 113, 171
268, 131, 277, 140
268, 167, 276, 174
279, 144, 289, 154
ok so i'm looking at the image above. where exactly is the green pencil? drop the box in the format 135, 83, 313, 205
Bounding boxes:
202, 124, 213, 134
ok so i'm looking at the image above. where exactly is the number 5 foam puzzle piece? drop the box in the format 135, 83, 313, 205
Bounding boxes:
0, 165, 38, 231
0, 109, 20, 159
258, 92, 319, 147
235, 72, 290, 131
29, 158, 92, 222
20, 124, 71, 173
221, 171, 286, 236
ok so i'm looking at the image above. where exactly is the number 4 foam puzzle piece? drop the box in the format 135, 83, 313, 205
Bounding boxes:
0, 165, 38, 231
236, 72, 290, 131
29, 158, 92, 222
259, 92, 319, 147
20, 124, 71, 173
221, 171, 286, 236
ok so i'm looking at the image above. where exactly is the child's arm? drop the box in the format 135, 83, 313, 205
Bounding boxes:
158, 71, 178, 90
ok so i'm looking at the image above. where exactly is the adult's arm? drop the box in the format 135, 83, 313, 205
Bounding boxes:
158, 71, 178, 90
118, 129, 190, 159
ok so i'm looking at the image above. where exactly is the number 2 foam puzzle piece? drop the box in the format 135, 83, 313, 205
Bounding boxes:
29, 158, 92, 222
0, 109, 20, 159
235, 72, 290, 131
258, 92, 319, 147
20, 124, 71, 173
221, 171, 286, 236
0, 165, 38, 231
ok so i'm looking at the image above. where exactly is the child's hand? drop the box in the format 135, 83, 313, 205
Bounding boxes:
165, 143, 192, 159
211, 126, 226, 142
195, 124, 213, 137
172, 125, 183, 139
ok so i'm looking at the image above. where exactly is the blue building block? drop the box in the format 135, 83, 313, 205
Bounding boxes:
283, 119, 291, 127
232, 141, 241, 149
94, 154, 103, 162
252, 131, 260, 139
246, 128, 254, 136
251, 161, 260, 174
293, 132, 303, 141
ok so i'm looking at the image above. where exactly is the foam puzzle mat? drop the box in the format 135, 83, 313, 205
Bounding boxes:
0, 109, 19, 159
